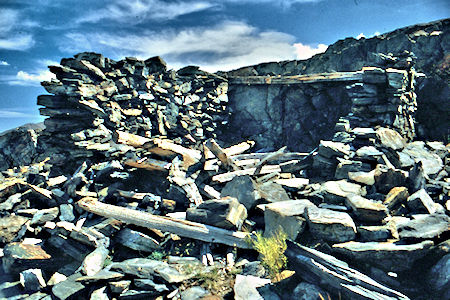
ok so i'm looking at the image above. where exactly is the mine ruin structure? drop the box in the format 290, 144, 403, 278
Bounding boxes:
38, 52, 418, 169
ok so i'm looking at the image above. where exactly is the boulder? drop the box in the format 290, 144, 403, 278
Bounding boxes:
374, 165, 407, 194
345, 195, 388, 222
406, 189, 436, 214
333, 240, 433, 272
376, 128, 406, 150
397, 213, 450, 240
358, 225, 392, 241
186, 197, 247, 230
116, 228, 160, 252
264, 200, 316, 240
221, 175, 260, 210
383, 187, 409, 210
20, 269, 47, 292
318, 180, 365, 204
306, 207, 356, 242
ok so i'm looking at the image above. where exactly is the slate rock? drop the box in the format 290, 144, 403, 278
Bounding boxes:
292, 282, 326, 300
257, 181, 291, 204
264, 200, 316, 240
90, 286, 109, 300
242, 261, 267, 278
318, 140, 350, 158
333, 240, 433, 272
348, 170, 375, 185
374, 165, 407, 194
31, 207, 59, 225
81, 246, 109, 276
119, 289, 159, 299
134, 279, 168, 293
335, 159, 371, 180
116, 228, 160, 252
376, 128, 406, 150
186, 197, 247, 230
397, 213, 450, 240
355, 146, 384, 160
52, 273, 85, 300
59, 204, 75, 222
180, 286, 209, 300
234, 275, 275, 300
319, 180, 365, 204
2, 242, 51, 275
221, 175, 260, 210
47, 272, 67, 286
108, 258, 191, 283
406, 189, 436, 214
109, 280, 131, 294
428, 254, 450, 299
346, 194, 388, 222
383, 187, 409, 210
76, 270, 124, 283
402, 142, 444, 176
0, 215, 28, 243
358, 225, 392, 241
20, 269, 47, 292
306, 207, 356, 242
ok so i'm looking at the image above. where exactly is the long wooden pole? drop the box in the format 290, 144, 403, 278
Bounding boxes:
77, 197, 252, 249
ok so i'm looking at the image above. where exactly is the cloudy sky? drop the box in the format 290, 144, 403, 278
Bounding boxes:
0, 0, 448, 132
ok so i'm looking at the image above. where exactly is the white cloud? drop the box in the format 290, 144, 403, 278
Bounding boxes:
356, 33, 365, 40
0, 61, 9, 66
224, 0, 322, 6
4, 70, 56, 86
17, 70, 55, 83
0, 110, 35, 118
61, 21, 307, 71
78, 0, 215, 24
293, 43, 327, 60
0, 9, 35, 50
0, 35, 35, 51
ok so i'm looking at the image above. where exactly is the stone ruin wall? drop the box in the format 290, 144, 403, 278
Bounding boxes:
34, 52, 418, 172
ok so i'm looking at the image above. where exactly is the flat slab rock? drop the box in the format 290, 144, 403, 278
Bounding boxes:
107, 258, 191, 283
319, 180, 365, 204
397, 213, 450, 240
186, 196, 247, 230
345, 194, 388, 222
306, 207, 356, 242
264, 199, 316, 240
333, 240, 434, 272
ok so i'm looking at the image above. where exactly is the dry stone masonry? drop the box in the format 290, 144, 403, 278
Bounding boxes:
0, 46, 448, 299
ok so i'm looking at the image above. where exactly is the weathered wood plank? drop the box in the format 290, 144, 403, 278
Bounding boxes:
77, 197, 252, 249
228, 71, 363, 85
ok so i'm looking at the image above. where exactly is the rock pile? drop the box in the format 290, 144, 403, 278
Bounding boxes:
39, 53, 230, 172
0, 52, 448, 300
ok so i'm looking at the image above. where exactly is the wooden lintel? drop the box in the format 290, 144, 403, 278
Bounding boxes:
228, 71, 363, 85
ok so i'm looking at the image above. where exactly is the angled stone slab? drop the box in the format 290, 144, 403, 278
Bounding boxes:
407, 189, 436, 214
397, 214, 450, 240
306, 207, 356, 242
264, 199, 316, 240
108, 258, 192, 283
346, 194, 388, 223
333, 240, 433, 272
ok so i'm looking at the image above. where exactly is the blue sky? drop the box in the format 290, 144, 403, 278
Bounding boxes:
0, 0, 448, 132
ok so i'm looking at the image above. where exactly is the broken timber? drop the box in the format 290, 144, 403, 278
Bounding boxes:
228, 71, 363, 85
77, 197, 252, 249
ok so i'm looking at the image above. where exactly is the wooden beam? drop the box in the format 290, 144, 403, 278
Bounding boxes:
77, 197, 252, 249
228, 71, 363, 85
